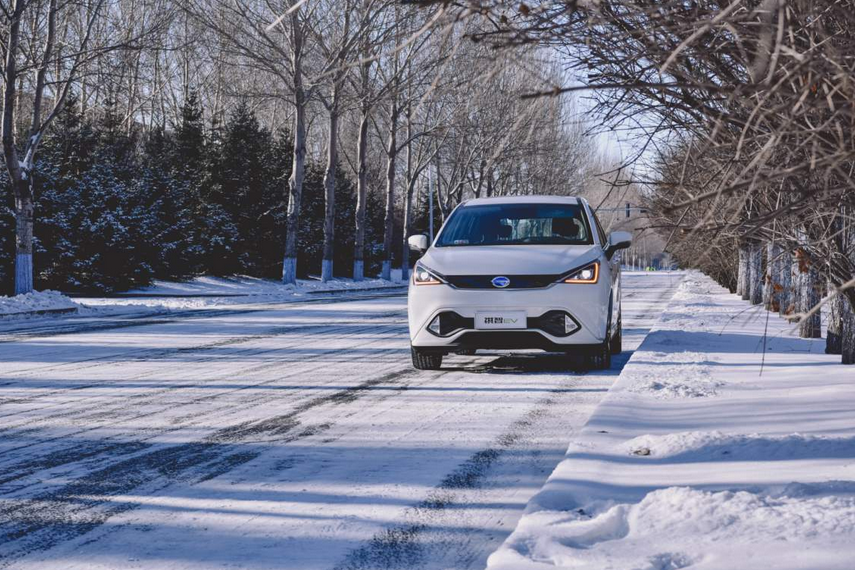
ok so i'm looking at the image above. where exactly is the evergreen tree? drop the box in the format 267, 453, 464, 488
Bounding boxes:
0, 93, 359, 294
174, 90, 206, 176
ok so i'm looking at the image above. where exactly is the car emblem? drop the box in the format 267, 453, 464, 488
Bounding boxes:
491, 276, 511, 288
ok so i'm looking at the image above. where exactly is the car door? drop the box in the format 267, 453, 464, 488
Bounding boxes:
591, 209, 620, 331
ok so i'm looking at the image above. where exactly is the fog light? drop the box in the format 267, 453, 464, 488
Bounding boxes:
565, 314, 580, 335
428, 315, 441, 335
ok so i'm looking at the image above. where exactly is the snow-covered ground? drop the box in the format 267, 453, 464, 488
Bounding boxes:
488, 271, 855, 570
0, 290, 79, 317
0, 274, 406, 321
0, 272, 680, 569
75, 273, 406, 311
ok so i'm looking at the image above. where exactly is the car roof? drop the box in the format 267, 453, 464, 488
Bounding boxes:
462, 195, 585, 207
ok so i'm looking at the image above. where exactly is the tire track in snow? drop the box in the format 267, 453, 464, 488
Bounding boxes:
334, 366, 581, 570
0, 307, 407, 418
0, 322, 411, 495
0, 365, 427, 567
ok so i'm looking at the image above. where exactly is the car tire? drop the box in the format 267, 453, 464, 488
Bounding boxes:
587, 339, 612, 370
610, 315, 622, 355
411, 346, 443, 370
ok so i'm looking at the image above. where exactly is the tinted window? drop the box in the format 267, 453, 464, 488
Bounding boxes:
592, 210, 607, 245
435, 203, 593, 247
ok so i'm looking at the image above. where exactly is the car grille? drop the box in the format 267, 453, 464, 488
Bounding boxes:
429, 310, 580, 338
454, 331, 571, 351
443, 274, 559, 289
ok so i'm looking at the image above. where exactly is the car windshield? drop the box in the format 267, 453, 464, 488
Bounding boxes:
435, 203, 593, 247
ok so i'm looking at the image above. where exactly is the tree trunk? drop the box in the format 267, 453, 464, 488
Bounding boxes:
842, 219, 855, 364
737, 240, 749, 299
798, 263, 822, 339
401, 177, 416, 284
282, 100, 306, 284
778, 249, 793, 317
321, 93, 339, 282
749, 240, 764, 305
353, 106, 369, 281
791, 249, 804, 323
401, 106, 414, 284
381, 101, 399, 281
14, 185, 34, 295
282, 17, 306, 285
763, 243, 780, 311
842, 292, 855, 364
826, 281, 843, 354
3, 1, 33, 295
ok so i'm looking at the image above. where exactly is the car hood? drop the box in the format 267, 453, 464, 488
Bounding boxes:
420, 244, 601, 276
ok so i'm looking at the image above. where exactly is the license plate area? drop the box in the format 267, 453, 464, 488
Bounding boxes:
474, 311, 527, 330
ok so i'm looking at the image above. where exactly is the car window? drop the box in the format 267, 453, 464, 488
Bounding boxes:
592, 210, 607, 246
435, 203, 593, 247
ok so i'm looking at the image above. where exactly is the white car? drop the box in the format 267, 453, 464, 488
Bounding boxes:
406, 196, 631, 370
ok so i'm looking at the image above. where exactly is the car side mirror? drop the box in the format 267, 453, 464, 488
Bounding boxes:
605, 231, 632, 260
408, 234, 430, 254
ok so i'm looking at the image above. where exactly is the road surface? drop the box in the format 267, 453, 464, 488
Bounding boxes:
0, 272, 680, 570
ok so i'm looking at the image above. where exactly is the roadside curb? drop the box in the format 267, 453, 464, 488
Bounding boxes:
0, 306, 78, 319
305, 284, 407, 295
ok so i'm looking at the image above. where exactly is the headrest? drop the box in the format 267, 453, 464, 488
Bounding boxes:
552, 217, 579, 238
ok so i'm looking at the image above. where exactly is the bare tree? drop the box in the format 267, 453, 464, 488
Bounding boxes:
184, 0, 319, 284
439, 0, 855, 363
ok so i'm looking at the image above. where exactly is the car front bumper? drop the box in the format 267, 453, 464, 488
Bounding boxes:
407, 280, 610, 352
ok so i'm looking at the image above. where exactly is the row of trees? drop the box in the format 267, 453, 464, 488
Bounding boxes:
1, 0, 595, 294
444, 0, 855, 364
0, 95, 404, 292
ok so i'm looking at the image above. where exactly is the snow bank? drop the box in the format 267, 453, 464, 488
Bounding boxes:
0, 290, 79, 317
504, 486, 855, 570
488, 271, 855, 570
75, 274, 406, 311
620, 431, 855, 461
121, 273, 404, 296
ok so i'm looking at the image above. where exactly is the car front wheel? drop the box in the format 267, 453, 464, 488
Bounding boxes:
411, 346, 443, 370
587, 339, 612, 370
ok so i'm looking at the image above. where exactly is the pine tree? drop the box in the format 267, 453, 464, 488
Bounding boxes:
175, 90, 206, 176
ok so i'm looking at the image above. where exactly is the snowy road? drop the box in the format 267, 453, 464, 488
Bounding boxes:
0, 272, 680, 570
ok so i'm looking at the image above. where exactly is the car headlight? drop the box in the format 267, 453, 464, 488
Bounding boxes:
563, 261, 599, 284
413, 263, 444, 286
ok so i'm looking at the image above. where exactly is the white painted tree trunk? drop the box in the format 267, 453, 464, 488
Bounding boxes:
401, 107, 414, 285
282, 98, 306, 282
748, 241, 764, 305
798, 265, 822, 339
353, 107, 369, 282
826, 281, 843, 354
778, 249, 793, 317
321, 92, 339, 283
282, 17, 306, 286
763, 242, 779, 310
736, 241, 749, 298
381, 99, 399, 282
13, 192, 34, 295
